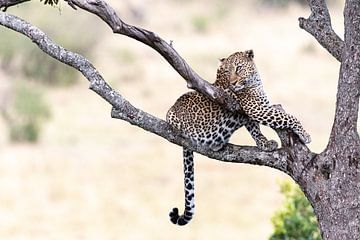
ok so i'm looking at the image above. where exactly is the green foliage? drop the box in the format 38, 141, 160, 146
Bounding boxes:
269, 181, 321, 240
191, 15, 210, 33
0, 28, 77, 86
21, 49, 78, 86
0, 30, 29, 70
5, 82, 51, 143
40, 0, 59, 6
0, 9, 100, 87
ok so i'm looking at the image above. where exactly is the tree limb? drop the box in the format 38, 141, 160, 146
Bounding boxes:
0, 0, 30, 11
63, 0, 240, 112
299, 0, 344, 62
0, 0, 239, 111
327, 0, 360, 147
0, 11, 302, 175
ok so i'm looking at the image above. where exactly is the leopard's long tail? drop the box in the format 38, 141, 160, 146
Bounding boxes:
169, 148, 195, 226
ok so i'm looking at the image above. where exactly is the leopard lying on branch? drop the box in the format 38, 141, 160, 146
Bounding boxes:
166, 50, 311, 226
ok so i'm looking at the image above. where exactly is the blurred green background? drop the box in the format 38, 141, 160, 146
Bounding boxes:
0, 0, 352, 239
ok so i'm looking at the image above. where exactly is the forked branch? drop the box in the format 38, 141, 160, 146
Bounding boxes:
299, 0, 344, 62
64, 0, 240, 112
299, 0, 359, 146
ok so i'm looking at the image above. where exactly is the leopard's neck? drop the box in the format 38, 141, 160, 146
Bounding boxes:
238, 86, 270, 107
212, 70, 270, 106
213, 69, 231, 90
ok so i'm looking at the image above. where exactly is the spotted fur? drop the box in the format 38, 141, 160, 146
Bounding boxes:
166, 50, 311, 226
221, 51, 311, 144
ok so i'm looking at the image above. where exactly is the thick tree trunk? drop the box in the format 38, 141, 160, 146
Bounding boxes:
303, 149, 360, 239
301, 1, 360, 239
316, 160, 360, 239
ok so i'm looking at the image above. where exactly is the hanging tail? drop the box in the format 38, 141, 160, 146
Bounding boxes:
169, 148, 195, 226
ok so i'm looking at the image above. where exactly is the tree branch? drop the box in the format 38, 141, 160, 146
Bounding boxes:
0, 0, 30, 11
0, 0, 319, 185
0, 0, 239, 111
110, 106, 292, 173
327, 0, 360, 147
0, 11, 300, 175
63, 0, 240, 112
299, 0, 344, 62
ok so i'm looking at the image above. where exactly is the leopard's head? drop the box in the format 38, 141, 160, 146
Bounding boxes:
215, 50, 261, 93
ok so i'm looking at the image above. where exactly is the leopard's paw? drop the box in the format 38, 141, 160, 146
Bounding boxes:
298, 131, 311, 144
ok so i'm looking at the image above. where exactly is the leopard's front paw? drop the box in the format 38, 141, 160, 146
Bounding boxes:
299, 132, 311, 144
296, 130, 311, 144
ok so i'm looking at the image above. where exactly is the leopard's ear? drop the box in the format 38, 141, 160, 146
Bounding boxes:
218, 57, 226, 67
245, 49, 254, 59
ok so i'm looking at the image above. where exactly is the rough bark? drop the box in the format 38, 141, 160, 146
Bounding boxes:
67, 0, 241, 112
298, 0, 344, 61
298, 0, 360, 239
0, 0, 29, 11
0, 0, 359, 239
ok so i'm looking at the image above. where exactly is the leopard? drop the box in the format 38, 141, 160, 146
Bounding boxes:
166, 50, 311, 226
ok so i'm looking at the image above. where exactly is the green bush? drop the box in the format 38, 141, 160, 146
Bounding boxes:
21, 49, 78, 86
191, 15, 210, 33
4, 82, 51, 143
269, 181, 321, 240
0, 7, 100, 87
0, 28, 80, 86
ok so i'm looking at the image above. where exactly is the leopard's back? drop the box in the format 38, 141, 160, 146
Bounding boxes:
167, 91, 242, 151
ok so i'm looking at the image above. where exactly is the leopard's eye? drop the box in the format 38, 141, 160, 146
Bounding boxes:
235, 65, 242, 74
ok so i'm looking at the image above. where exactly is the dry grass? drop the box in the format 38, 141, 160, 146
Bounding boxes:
0, 0, 355, 239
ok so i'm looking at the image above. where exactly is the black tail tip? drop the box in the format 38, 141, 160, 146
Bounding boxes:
169, 207, 188, 226
169, 207, 180, 224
